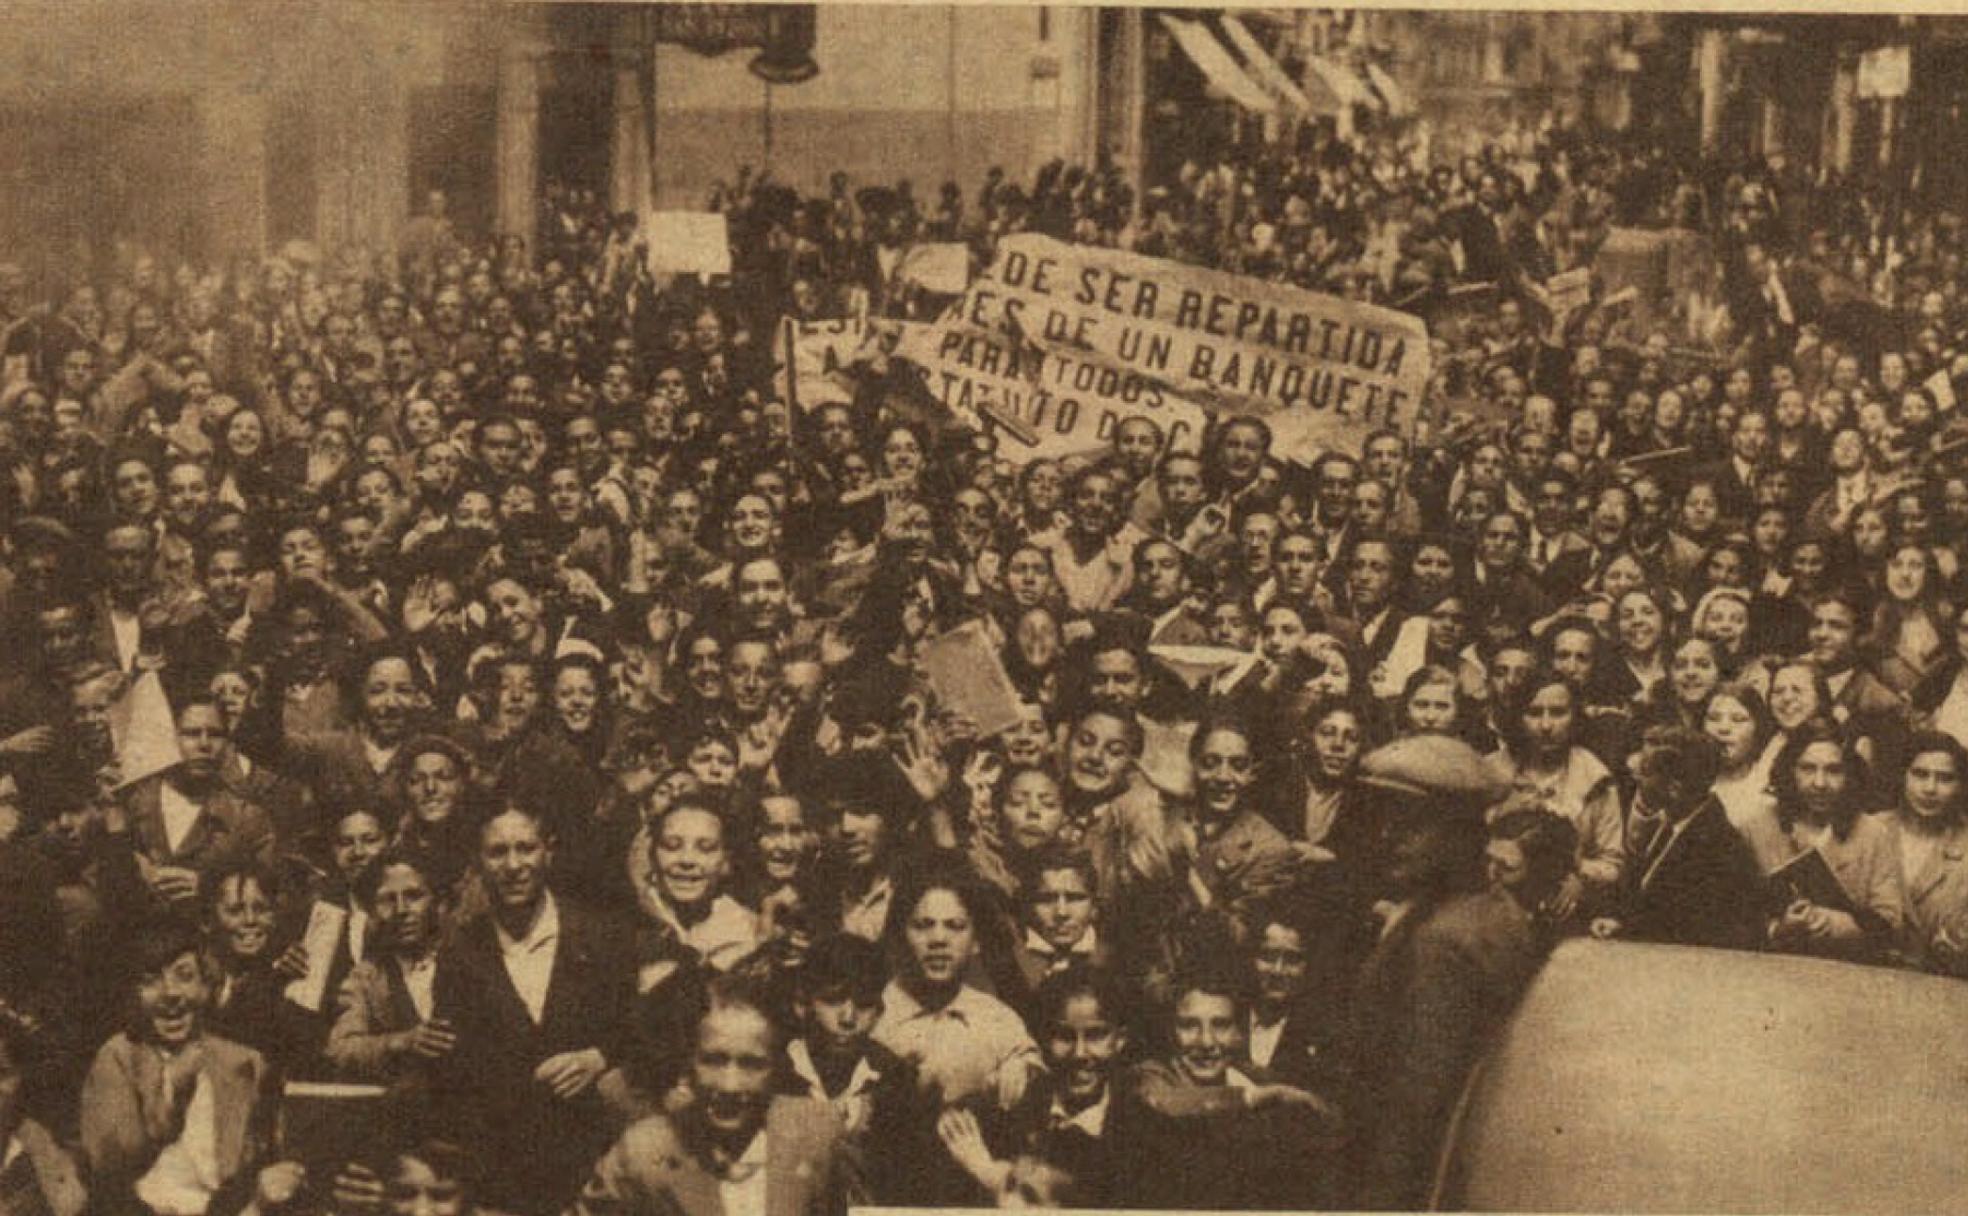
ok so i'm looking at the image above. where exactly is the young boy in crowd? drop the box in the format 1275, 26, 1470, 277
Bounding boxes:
1116, 964, 1337, 1209
782, 933, 895, 1138
1243, 901, 1343, 1096
939, 967, 1131, 1209
998, 849, 1111, 1022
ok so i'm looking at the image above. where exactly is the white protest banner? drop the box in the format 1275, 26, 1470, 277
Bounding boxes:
642, 211, 732, 277
895, 316, 1208, 465
957, 234, 1430, 436
775, 315, 867, 410
895, 243, 971, 295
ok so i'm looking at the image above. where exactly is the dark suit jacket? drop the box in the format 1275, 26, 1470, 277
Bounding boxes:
992, 1076, 1125, 1208
431, 895, 638, 1215
1247, 1001, 1343, 1097
1832, 665, 1910, 805
1614, 798, 1766, 951
571, 1096, 859, 1216
1112, 1058, 1336, 1210
1340, 888, 1541, 1210
122, 775, 276, 895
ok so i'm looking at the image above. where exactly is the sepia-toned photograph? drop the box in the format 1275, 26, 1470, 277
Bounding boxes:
1, 2, 1966, 1213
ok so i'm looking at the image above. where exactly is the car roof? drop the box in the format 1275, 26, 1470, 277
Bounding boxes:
1434, 939, 1968, 1213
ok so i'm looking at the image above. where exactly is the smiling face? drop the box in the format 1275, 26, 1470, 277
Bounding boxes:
1044, 992, 1123, 1106
1252, 921, 1309, 1012
552, 664, 601, 734
362, 656, 420, 744
211, 872, 275, 962
654, 806, 728, 909
1065, 712, 1134, 797
692, 1004, 777, 1141
137, 948, 212, 1049
1193, 726, 1255, 822
1670, 639, 1722, 706
756, 796, 811, 884
1616, 592, 1665, 658
478, 810, 550, 917
1171, 989, 1241, 1086
1698, 596, 1749, 650
408, 749, 464, 825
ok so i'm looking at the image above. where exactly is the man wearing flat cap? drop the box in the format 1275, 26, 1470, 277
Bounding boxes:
1337, 733, 1545, 1211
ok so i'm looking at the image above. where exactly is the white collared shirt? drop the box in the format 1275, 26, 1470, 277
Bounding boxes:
1047, 1090, 1110, 1137
400, 955, 437, 1022
717, 1130, 769, 1216
786, 1038, 883, 1102
1023, 926, 1097, 972
109, 605, 142, 671
786, 1038, 881, 1133
1248, 1013, 1286, 1070
494, 893, 560, 1024
361, 737, 399, 777
1826, 667, 1855, 702
135, 1066, 220, 1216
159, 783, 203, 857
345, 906, 368, 968
840, 877, 893, 943
644, 889, 760, 973
873, 981, 1040, 1107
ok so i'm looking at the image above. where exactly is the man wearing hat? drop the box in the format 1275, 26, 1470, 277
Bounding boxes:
1338, 733, 1544, 1210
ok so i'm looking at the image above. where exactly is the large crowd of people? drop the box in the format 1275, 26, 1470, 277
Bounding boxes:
1, 95, 1967, 1216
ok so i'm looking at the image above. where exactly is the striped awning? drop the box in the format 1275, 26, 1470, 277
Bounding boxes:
1158, 13, 1277, 114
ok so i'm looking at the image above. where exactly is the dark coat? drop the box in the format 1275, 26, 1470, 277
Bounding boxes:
1339, 887, 1542, 1210
430, 896, 638, 1215
1613, 797, 1766, 951
570, 1096, 860, 1216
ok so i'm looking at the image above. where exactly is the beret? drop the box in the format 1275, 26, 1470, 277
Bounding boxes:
1358, 733, 1504, 808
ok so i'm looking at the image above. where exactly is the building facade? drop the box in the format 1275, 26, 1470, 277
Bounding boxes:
0, 0, 1123, 290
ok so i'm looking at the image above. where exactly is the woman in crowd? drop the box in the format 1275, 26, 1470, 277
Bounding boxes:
1885, 731, 1968, 976
1488, 673, 1626, 924
1702, 682, 1788, 875
1765, 721, 1904, 962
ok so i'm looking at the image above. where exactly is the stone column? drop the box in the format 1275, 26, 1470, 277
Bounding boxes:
497, 44, 542, 243
1828, 60, 1856, 176
1698, 28, 1729, 156
610, 56, 651, 215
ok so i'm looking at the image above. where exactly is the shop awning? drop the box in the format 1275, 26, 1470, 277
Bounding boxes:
1158, 13, 1277, 115
1308, 55, 1380, 112
1219, 14, 1315, 114
1365, 61, 1416, 118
